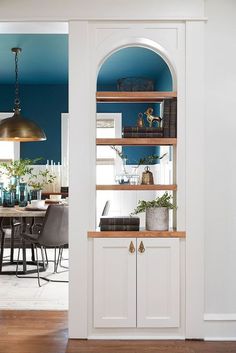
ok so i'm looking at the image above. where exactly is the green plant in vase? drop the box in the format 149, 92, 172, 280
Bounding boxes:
110, 146, 167, 185
131, 192, 176, 231
0, 158, 41, 204
27, 169, 56, 200
0, 158, 41, 180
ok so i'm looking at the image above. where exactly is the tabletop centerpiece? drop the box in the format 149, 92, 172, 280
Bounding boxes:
0, 158, 39, 207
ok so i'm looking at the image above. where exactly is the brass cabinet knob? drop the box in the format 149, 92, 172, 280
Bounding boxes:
129, 241, 135, 253
138, 241, 145, 253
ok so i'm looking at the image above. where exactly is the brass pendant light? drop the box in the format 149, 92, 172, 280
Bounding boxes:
0, 47, 46, 141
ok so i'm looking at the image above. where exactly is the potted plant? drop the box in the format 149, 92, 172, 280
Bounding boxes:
27, 169, 56, 200
131, 192, 176, 231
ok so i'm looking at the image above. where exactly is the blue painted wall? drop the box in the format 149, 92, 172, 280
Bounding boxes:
97, 48, 173, 165
97, 47, 172, 90
0, 84, 68, 164
97, 103, 160, 164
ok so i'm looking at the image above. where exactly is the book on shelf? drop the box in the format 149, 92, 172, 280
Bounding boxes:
123, 126, 163, 133
163, 99, 171, 137
162, 98, 177, 137
169, 97, 177, 138
100, 216, 140, 226
100, 224, 140, 231
123, 132, 163, 138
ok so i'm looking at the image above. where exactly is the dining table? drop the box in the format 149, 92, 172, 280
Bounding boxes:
0, 206, 47, 275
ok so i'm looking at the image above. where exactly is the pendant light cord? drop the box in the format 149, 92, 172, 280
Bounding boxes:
14, 50, 20, 112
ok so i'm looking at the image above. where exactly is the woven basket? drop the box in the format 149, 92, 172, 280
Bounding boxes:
117, 77, 154, 91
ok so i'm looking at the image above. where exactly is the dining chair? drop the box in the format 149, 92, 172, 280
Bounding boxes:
16, 204, 68, 286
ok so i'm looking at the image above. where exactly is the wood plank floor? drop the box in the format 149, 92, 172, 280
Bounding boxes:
1, 310, 236, 353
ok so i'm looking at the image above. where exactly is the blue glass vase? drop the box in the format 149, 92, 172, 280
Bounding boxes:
0, 182, 4, 206
3, 191, 15, 207
18, 183, 28, 207
10, 176, 20, 205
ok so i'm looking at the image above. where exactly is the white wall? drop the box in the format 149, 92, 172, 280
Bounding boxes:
204, 0, 236, 339
0, 0, 204, 21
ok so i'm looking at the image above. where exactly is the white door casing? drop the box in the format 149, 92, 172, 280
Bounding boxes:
69, 19, 205, 338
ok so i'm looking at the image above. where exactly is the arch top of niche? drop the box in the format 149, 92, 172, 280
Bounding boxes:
96, 37, 177, 91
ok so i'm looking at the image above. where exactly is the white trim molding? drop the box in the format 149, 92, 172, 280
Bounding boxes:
204, 337, 236, 341
88, 335, 186, 340
204, 313, 236, 321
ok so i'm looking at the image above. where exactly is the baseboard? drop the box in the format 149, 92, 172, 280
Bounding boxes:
88, 335, 185, 340
205, 337, 236, 341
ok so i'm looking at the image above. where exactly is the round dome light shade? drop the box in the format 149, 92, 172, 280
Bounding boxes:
0, 113, 46, 141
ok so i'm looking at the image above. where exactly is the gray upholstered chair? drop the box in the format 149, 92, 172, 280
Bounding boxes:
16, 204, 68, 286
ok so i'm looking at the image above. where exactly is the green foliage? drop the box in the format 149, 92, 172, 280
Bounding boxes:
110, 146, 167, 166
136, 153, 167, 166
110, 146, 127, 160
131, 192, 176, 215
27, 169, 56, 190
0, 158, 42, 179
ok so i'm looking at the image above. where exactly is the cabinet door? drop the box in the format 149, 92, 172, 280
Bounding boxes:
137, 238, 180, 328
94, 238, 136, 327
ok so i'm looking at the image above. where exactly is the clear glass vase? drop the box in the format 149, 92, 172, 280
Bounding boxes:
115, 158, 130, 184
30, 189, 42, 201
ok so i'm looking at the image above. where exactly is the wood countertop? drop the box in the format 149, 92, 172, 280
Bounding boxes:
88, 230, 186, 238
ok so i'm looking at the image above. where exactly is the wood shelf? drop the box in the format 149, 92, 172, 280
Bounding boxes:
96, 184, 177, 191
88, 230, 186, 238
96, 138, 176, 146
96, 91, 177, 102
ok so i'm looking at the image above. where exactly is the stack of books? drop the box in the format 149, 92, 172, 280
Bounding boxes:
100, 216, 140, 231
122, 126, 163, 138
162, 98, 177, 138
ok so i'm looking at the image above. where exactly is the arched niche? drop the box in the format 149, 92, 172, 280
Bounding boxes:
96, 46, 174, 166
97, 46, 173, 92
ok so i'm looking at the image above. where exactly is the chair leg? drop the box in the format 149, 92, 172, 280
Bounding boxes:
22, 239, 27, 273
59, 247, 64, 267
40, 246, 46, 270
44, 247, 49, 265
10, 226, 14, 264
55, 247, 63, 273
59, 246, 69, 270
0, 230, 5, 273
16, 241, 21, 278
34, 246, 41, 287
31, 244, 35, 262
54, 248, 57, 273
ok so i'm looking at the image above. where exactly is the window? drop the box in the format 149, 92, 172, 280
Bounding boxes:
0, 113, 20, 162
96, 113, 122, 184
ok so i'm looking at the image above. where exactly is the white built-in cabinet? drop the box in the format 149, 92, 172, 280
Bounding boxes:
94, 237, 180, 328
